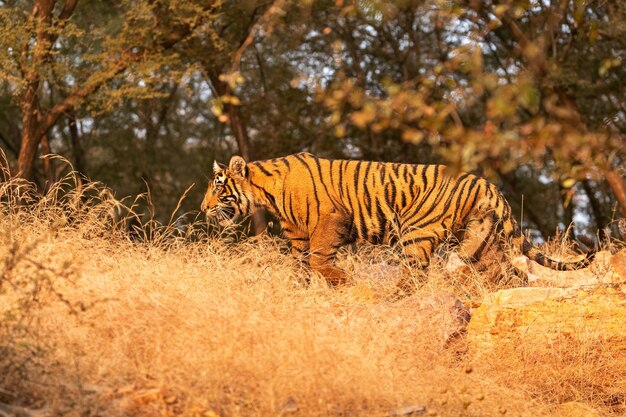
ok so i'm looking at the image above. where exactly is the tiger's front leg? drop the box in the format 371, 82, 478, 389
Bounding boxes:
282, 223, 310, 261
394, 224, 445, 296
308, 213, 350, 287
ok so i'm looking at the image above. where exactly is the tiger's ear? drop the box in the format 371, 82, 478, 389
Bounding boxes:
213, 160, 227, 175
229, 155, 247, 179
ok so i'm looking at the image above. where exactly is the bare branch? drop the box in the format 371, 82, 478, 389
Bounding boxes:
229, 0, 288, 74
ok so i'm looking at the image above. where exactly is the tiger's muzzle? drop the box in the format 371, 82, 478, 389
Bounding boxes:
205, 204, 237, 226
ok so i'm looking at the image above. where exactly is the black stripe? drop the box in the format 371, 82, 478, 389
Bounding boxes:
312, 252, 337, 259
388, 182, 397, 210
338, 160, 346, 203
282, 185, 288, 221
362, 161, 373, 208
329, 159, 335, 192
401, 235, 437, 247
312, 156, 337, 206
249, 179, 280, 215
469, 213, 497, 261
294, 153, 321, 225
305, 195, 310, 227
353, 162, 367, 239
420, 165, 428, 192
413, 165, 438, 212
373, 201, 386, 244
408, 172, 470, 230
288, 193, 298, 225
407, 165, 415, 192
450, 177, 480, 223
256, 163, 273, 177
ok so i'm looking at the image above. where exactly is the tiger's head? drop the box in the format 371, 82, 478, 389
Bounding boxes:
201, 156, 254, 225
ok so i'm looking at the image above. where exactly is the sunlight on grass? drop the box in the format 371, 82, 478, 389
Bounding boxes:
0, 169, 623, 417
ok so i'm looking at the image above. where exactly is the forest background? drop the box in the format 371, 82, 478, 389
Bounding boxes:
0, 0, 624, 241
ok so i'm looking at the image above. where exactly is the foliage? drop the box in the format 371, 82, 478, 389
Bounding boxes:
0, 0, 624, 239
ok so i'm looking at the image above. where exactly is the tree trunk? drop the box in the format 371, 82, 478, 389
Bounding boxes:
16, 0, 77, 181
228, 105, 252, 161
68, 115, 86, 175
17, 84, 40, 180
605, 170, 626, 218
582, 180, 611, 230
205, 68, 253, 161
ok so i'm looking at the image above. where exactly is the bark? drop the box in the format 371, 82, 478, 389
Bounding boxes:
205, 68, 252, 161
582, 180, 609, 231
202, 0, 287, 163
17, 98, 39, 180
17, 0, 51, 179
605, 170, 626, 218
67, 115, 85, 175
18, 59, 127, 181
559, 183, 574, 235
16, 0, 78, 181
209, 1, 292, 236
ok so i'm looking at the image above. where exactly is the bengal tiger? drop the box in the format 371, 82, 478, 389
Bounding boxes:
201, 152, 594, 287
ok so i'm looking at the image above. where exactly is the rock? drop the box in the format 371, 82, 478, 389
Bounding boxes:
554, 401, 603, 417
468, 285, 626, 356
445, 252, 471, 275
276, 397, 299, 414
387, 404, 426, 416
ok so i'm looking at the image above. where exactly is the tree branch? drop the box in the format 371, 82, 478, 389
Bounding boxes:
0, 131, 18, 157
229, 0, 288, 74
36, 57, 128, 141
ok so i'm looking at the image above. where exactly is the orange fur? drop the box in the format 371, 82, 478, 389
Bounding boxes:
202, 153, 593, 286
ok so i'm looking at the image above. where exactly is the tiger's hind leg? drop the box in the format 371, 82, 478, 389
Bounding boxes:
456, 211, 498, 265
454, 202, 512, 284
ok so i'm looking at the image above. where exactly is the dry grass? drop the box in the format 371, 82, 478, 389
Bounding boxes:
1, 169, 624, 417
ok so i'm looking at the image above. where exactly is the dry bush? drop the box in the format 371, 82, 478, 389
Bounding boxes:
1, 170, 623, 416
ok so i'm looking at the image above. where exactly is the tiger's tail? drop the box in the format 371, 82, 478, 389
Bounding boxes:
508, 223, 595, 271
490, 187, 595, 271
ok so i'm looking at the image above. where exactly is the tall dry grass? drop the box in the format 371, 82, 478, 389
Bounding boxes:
1, 162, 623, 416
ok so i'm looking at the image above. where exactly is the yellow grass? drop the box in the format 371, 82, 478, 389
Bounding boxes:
0, 171, 623, 417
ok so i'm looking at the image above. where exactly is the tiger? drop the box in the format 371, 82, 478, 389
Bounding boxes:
201, 152, 594, 287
